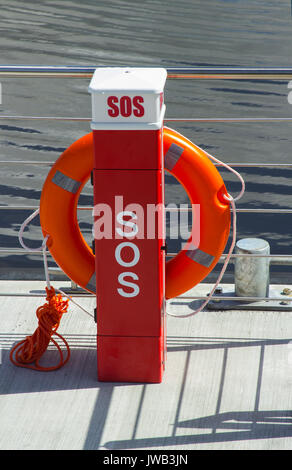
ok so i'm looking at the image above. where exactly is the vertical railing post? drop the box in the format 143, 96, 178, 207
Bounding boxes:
89, 67, 167, 382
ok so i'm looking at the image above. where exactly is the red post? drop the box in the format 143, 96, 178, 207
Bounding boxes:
89, 68, 167, 383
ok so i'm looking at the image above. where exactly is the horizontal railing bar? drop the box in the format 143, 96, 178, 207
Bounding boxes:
0, 161, 53, 165
0, 292, 289, 301
0, 292, 289, 300
0, 249, 46, 254
165, 208, 292, 213
168, 67, 292, 80
215, 163, 292, 168
169, 74, 292, 80
0, 292, 94, 297
1, 248, 291, 260
168, 253, 292, 265
0, 206, 291, 214
174, 295, 292, 302
224, 254, 292, 260
1, 160, 292, 168
0, 206, 92, 210
167, 118, 292, 122
2, 250, 292, 265
3, 115, 292, 123
2, 66, 292, 79
168, 253, 292, 259
0, 115, 91, 121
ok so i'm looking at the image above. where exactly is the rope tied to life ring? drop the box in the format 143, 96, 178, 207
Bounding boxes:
10, 209, 92, 371
10, 285, 70, 371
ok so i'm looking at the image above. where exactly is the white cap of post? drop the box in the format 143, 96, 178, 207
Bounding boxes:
88, 67, 167, 130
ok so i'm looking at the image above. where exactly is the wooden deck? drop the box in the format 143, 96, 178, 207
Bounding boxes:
0, 281, 292, 450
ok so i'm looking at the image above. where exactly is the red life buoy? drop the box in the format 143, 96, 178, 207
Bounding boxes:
39, 128, 230, 299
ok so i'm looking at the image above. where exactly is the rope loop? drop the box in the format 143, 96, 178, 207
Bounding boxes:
10, 286, 70, 371
10, 208, 94, 371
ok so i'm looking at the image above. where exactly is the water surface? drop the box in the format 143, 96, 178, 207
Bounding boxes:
0, 0, 292, 282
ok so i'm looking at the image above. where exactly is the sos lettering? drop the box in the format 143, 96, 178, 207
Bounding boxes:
115, 210, 140, 298
107, 95, 145, 118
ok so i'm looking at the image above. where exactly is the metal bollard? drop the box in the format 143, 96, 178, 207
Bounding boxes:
207, 237, 292, 311
234, 238, 270, 298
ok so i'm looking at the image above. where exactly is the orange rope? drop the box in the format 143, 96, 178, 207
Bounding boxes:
10, 286, 70, 371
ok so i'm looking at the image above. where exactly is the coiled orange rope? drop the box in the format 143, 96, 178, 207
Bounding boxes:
10, 286, 70, 371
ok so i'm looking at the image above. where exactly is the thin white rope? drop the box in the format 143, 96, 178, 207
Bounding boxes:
18, 209, 94, 318
166, 140, 245, 319
18, 208, 42, 252
163, 126, 245, 202
56, 288, 94, 319
202, 147, 245, 202
166, 194, 237, 318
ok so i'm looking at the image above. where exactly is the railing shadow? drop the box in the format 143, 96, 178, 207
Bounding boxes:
102, 409, 292, 449
0, 333, 132, 393
2, 332, 292, 449
95, 336, 292, 450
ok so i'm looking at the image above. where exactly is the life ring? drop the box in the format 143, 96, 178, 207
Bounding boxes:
39, 128, 230, 299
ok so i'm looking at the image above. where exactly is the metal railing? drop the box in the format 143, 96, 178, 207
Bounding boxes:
1, 65, 292, 79
0, 66, 291, 301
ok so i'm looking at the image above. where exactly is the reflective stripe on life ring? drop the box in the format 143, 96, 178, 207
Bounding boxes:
163, 127, 230, 298
40, 132, 96, 293
39, 128, 230, 299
